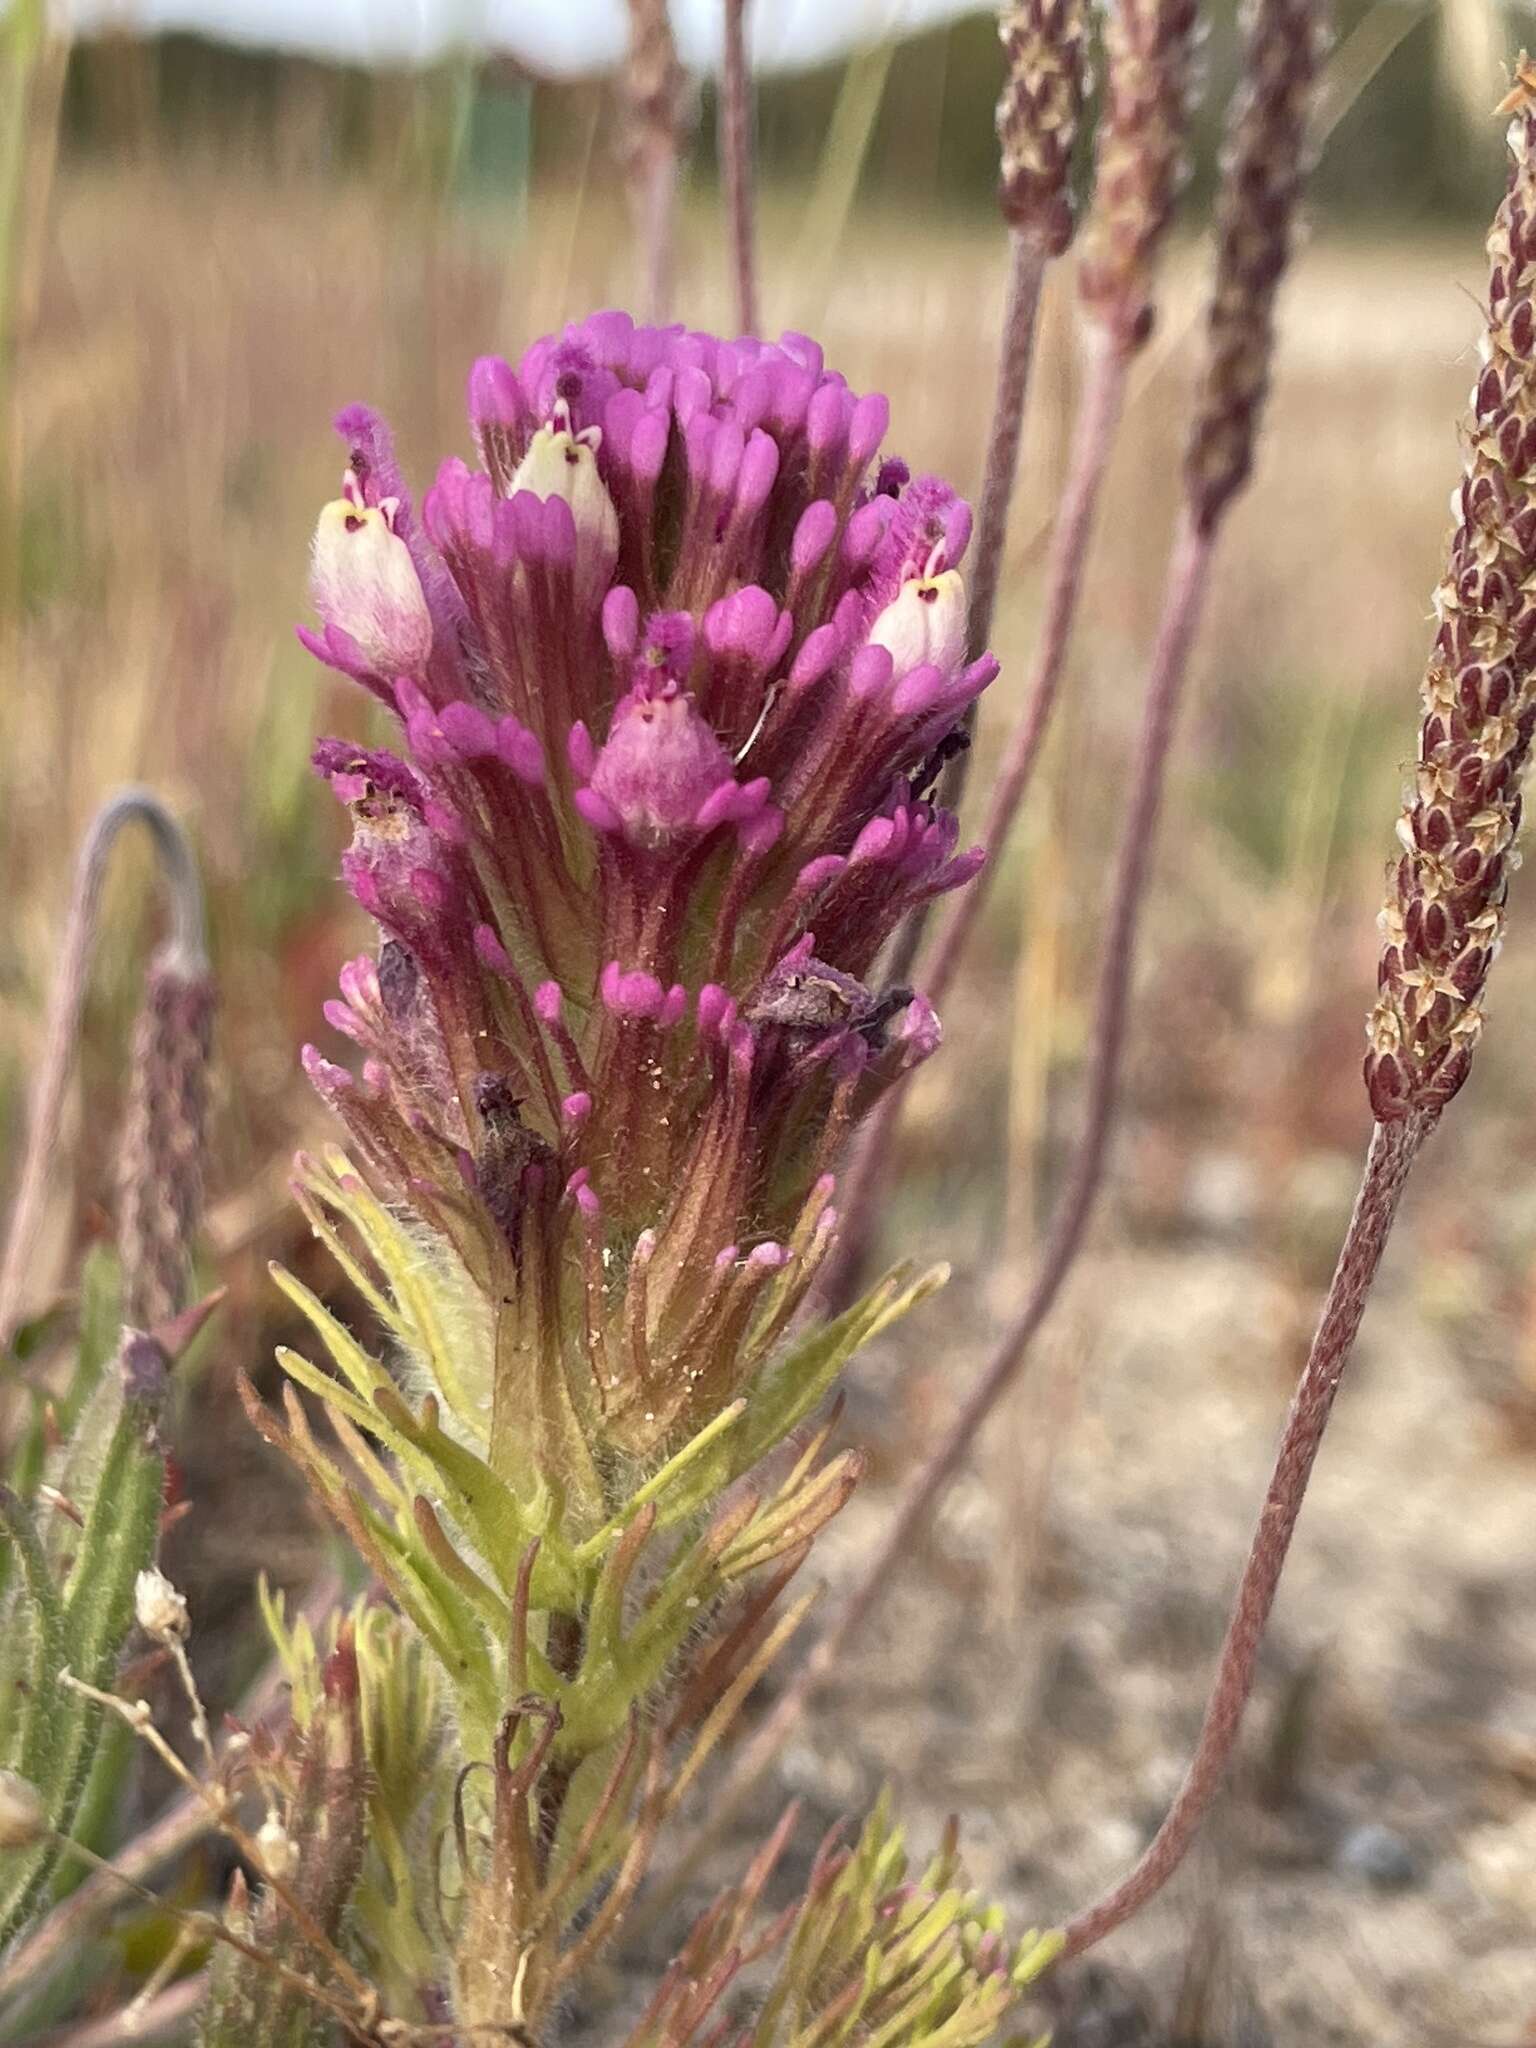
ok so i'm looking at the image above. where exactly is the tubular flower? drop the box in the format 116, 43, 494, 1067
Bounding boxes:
308, 470, 434, 682
298, 313, 992, 1474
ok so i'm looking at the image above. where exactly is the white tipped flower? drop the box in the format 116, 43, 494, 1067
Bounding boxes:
867, 567, 968, 680
509, 411, 619, 603
0, 1770, 47, 1850
134, 1565, 190, 1643
310, 471, 434, 676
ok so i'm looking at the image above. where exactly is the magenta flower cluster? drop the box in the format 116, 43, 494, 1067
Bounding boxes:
302, 313, 992, 1458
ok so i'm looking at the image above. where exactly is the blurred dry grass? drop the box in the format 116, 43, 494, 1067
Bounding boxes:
6, 41, 1536, 2043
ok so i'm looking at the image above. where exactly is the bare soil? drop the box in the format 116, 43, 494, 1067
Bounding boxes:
688, 1192, 1536, 2048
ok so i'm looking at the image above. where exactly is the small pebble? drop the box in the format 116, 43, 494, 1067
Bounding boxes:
1337, 1821, 1418, 1891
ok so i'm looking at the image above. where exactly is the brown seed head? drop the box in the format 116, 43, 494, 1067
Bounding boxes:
995, 0, 1091, 254
1078, 0, 1204, 352
117, 951, 214, 1330
1366, 64, 1536, 1123
1184, 0, 1327, 531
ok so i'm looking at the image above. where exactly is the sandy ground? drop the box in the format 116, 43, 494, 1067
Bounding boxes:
629, 1170, 1536, 2048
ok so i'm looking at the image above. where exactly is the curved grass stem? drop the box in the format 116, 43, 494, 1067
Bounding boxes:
878, 229, 1049, 997
0, 788, 206, 1347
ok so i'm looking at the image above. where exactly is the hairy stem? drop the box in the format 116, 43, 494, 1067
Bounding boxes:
0, 1577, 333, 2009
879, 230, 1048, 1000
965, 228, 1051, 665
0, 788, 206, 1347
717, 511, 1218, 1850
1061, 1109, 1431, 1954
720, 0, 758, 334
838, 232, 1058, 1301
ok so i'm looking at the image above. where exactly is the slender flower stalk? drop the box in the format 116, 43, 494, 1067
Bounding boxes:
960, 0, 1090, 676
720, 0, 759, 335
928, 0, 1093, 864
622, 0, 688, 322
0, 789, 208, 1345
1062, 1111, 1428, 1951
1063, 53, 1536, 1953
926, 346, 1128, 1004
836, 0, 1090, 1279
0, 0, 67, 644
931, 0, 1203, 1004
0, 1580, 334, 2012
709, 516, 1217, 1851
963, 236, 1050, 673
717, 0, 1325, 1844
832, 0, 1205, 1307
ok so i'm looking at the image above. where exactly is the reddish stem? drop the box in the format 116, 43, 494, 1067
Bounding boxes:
1061, 1108, 1431, 1955
820, 338, 1131, 1309
720, 0, 758, 335
885, 224, 1050, 989
930, 337, 1130, 1007
965, 228, 1050, 663
725, 511, 1218, 1832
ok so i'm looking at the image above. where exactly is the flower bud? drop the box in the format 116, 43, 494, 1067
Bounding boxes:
0, 1771, 47, 1849
468, 353, 528, 493
135, 1565, 190, 1642
309, 472, 433, 677
578, 681, 739, 848
339, 783, 461, 945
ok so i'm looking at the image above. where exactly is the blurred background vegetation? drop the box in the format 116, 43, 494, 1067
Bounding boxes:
6, 1, 1536, 2040
42, 1, 1521, 217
